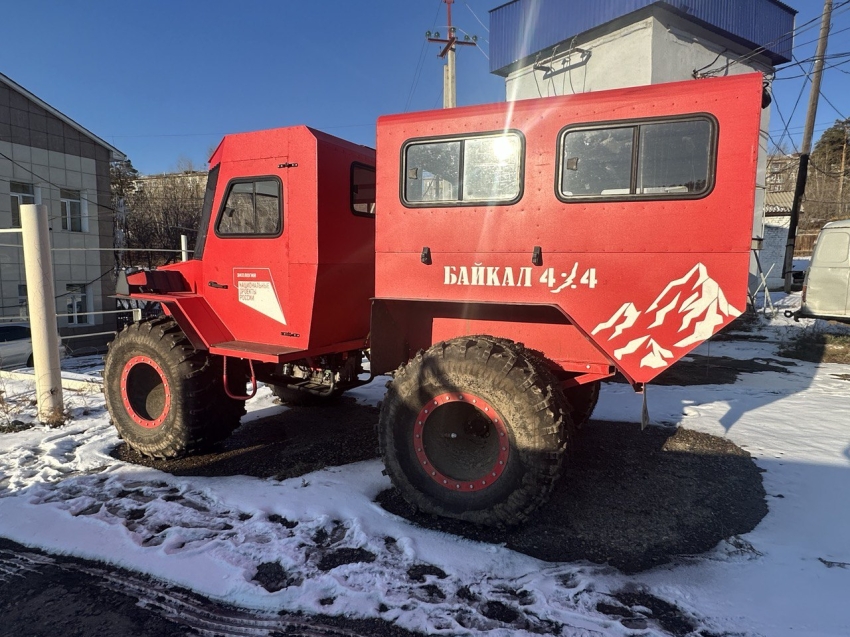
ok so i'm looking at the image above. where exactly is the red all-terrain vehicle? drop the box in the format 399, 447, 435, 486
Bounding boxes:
105, 74, 764, 526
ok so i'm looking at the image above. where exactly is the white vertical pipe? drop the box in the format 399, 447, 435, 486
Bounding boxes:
181, 234, 189, 262
20, 203, 64, 425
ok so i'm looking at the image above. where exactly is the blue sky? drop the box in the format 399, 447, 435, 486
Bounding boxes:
2, 1, 848, 174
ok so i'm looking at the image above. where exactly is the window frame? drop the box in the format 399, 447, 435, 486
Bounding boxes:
10, 182, 35, 228
350, 162, 377, 218
555, 113, 718, 204
60, 188, 84, 232
400, 129, 526, 208
214, 175, 284, 239
17, 284, 27, 318
65, 283, 89, 325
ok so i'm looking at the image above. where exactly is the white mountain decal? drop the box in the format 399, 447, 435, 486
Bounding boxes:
613, 335, 674, 369
593, 263, 741, 368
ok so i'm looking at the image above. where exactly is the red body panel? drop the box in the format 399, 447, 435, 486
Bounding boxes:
122, 75, 762, 387
375, 74, 763, 384
148, 127, 375, 361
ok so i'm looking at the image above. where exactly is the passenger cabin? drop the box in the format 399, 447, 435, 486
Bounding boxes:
372, 74, 764, 385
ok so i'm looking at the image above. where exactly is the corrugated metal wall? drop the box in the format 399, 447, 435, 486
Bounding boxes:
489, 0, 796, 74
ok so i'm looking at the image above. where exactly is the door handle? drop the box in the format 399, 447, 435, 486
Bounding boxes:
208, 281, 229, 289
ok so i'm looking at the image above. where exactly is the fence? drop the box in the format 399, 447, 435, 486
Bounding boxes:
0, 225, 187, 355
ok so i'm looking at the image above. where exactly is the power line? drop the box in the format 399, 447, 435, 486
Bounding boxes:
0, 266, 116, 311
770, 56, 814, 150
405, 0, 444, 112
697, 0, 850, 77
0, 150, 121, 223
819, 89, 849, 121
464, 2, 489, 33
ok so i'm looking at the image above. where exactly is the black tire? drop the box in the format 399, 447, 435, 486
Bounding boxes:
379, 336, 571, 526
564, 381, 600, 428
104, 317, 246, 459
271, 384, 344, 406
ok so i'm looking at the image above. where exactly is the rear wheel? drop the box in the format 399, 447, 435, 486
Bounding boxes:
379, 336, 570, 526
104, 318, 245, 458
564, 381, 600, 428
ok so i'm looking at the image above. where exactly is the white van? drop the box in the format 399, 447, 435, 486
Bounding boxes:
792, 220, 850, 322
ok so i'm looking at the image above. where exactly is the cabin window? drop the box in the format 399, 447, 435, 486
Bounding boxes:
351, 163, 376, 216
558, 116, 715, 201
403, 131, 523, 206
216, 178, 282, 236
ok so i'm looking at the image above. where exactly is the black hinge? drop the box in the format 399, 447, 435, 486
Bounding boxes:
208, 281, 229, 289
420, 247, 432, 265
278, 162, 299, 168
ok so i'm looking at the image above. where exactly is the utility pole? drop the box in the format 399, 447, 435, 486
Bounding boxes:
426, 0, 477, 109
783, 0, 833, 292
838, 123, 848, 217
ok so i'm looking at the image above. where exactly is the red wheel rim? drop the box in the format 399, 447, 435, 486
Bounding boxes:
120, 355, 171, 429
413, 392, 510, 492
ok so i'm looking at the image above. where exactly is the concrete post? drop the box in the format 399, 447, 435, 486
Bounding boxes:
444, 46, 456, 108
20, 203, 64, 425
181, 234, 189, 262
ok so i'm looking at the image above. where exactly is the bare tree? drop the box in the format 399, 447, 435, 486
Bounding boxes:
124, 166, 207, 268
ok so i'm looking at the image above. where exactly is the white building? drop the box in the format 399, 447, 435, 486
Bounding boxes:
488, 0, 798, 294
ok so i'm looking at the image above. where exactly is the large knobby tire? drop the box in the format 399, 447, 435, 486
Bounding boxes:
104, 317, 246, 459
564, 380, 600, 428
379, 336, 571, 526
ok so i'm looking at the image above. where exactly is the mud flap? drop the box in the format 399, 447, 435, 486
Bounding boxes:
641, 385, 650, 430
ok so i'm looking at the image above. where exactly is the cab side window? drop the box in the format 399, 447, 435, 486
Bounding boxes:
216, 178, 282, 236
351, 164, 376, 216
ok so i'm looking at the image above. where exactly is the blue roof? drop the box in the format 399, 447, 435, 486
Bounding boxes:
489, 0, 797, 75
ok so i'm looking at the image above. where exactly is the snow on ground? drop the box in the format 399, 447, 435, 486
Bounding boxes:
0, 298, 848, 636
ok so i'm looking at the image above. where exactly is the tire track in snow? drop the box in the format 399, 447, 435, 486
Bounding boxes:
0, 545, 410, 637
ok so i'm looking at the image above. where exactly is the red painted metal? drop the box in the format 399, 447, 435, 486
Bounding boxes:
125, 127, 376, 364
413, 392, 510, 492
222, 357, 257, 401
375, 74, 763, 385
116, 74, 763, 389
120, 355, 171, 429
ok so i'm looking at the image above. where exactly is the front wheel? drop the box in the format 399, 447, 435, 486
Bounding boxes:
104, 318, 245, 458
379, 336, 571, 526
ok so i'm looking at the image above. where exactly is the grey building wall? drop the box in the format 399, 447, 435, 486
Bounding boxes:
0, 80, 119, 352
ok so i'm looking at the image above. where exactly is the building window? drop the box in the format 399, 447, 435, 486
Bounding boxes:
351, 163, 376, 216
17, 284, 27, 318
558, 117, 715, 201
10, 182, 35, 228
216, 178, 282, 236
66, 284, 88, 324
403, 131, 524, 206
60, 189, 83, 232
